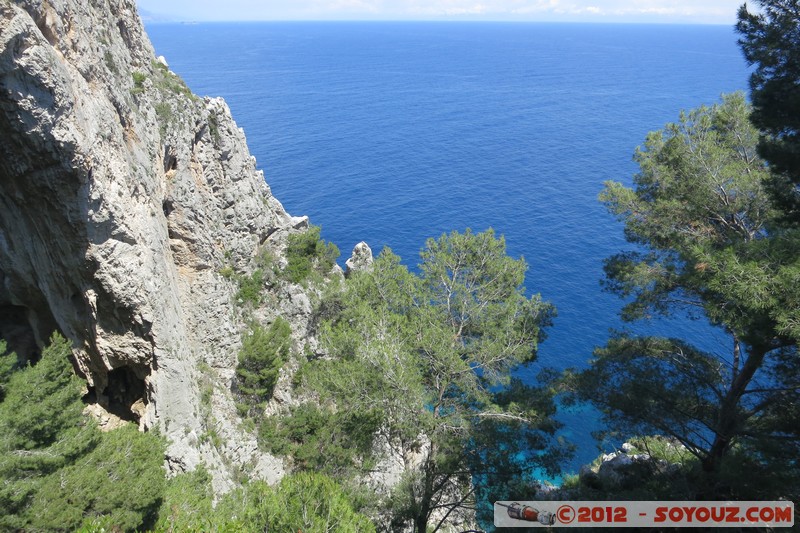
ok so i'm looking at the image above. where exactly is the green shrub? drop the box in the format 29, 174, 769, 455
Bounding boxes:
0, 334, 166, 532
219, 265, 235, 279
131, 71, 147, 94
29, 425, 165, 531
151, 60, 194, 98
0, 340, 17, 401
153, 468, 375, 532
208, 113, 220, 143
284, 225, 339, 284
258, 402, 381, 475
152, 466, 215, 532
216, 473, 375, 533
155, 101, 173, 136
626, 435, 696, 465
199, 429, 223, 449
226, 249, 279, 307
236, 318, 292, 405
235, 269, 264, 306
0, 334, 84, 450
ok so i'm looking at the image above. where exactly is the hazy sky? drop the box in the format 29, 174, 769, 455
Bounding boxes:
136, 0, 748, 24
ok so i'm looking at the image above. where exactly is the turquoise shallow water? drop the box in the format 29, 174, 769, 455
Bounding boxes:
146, 21, 749, 473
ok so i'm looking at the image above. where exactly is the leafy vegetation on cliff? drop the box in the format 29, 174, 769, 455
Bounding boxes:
0, 335, 165, 531
262, 229, 562, 531
229, 224, 339, 306
236, 317, 292, 407
154, 468, 374, 533
0, 336, 374, 532
285, 224, 341, 284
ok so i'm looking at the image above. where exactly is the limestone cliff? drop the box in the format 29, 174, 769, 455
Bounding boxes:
0, 0, 307, 489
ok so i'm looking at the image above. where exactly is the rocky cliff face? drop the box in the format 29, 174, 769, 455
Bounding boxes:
0, 0, 307, 489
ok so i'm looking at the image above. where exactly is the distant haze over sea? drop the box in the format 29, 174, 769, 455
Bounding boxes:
147, 22, 750, 473
137, 0, 743, 25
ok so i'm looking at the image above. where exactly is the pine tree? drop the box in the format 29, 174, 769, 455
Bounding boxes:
571, 94, 800, 500
737, 0, 800, 220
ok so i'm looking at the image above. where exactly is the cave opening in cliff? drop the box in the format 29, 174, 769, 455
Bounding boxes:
0, 304, 41, 364
103, 365, 148, 422
162, 198, 175, 217
163, 150, 178, 173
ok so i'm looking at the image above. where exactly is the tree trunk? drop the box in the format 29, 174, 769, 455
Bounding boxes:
414, 444, 436, 533
701, 345, 767, 475
414, 513, 429, 533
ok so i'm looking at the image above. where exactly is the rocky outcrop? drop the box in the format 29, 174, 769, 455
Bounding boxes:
577, 442, 683, 493
345, 241, 373, 276
0, 0, 301, 490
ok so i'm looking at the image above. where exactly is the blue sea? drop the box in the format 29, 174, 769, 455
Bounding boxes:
146, 22, 750, 475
